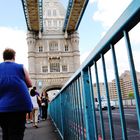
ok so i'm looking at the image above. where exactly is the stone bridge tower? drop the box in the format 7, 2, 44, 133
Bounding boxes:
27, 0, 80, 92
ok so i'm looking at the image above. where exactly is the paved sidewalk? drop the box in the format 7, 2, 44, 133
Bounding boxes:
0, 117, 62, 140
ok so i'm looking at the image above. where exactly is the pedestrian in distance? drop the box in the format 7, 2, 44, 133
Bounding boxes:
41, 91, 49, 120
30, 86, 41, 128
0, 48, 33, 140
37, 92, 42, 122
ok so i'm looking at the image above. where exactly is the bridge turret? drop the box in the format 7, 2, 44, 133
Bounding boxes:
70, 31, 80, 70
70, 31, 79, 49
27, 31, 37, 84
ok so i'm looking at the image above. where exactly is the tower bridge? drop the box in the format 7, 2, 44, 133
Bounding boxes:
21, 0, 88, 93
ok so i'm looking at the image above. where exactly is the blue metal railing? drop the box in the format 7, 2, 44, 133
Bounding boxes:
49, 0, 140, 140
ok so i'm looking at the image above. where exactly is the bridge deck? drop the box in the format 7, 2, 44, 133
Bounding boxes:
0, 117, 61, 140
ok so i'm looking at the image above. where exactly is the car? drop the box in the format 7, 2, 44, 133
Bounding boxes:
94, 97, 115, 110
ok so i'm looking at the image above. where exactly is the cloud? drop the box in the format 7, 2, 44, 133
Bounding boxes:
88, 0, 140, 82
92, 0, 132, 30
89, 0, 97, 4
95, 34, 140, 82
0, 27, 28, 69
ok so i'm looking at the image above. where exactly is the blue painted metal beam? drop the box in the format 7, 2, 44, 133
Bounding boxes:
101, 54, 115, 140
21, 0, 43, 32
123, 30, 140, 130
81, 68, 96, 140
63, 0, 73, 32
111, 44, 128, 140
94, 62, 105, 139
21, 0, 30, 31
63, 0, 89, 33
75, 0, 89, 31
38, 0, 43, 32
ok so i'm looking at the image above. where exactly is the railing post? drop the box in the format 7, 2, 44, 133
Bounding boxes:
88, 67, 98, 140
73, 81, 80, 139
123, 30, 140, 130
81, 67, 95, 140
101, 54, 115, 140
94, 61, 105, 140
76, 78, 85, 140
60, 93, 64, 139
111, 44, 128, 140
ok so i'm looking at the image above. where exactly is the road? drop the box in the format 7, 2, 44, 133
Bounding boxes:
96, 108, 140, 140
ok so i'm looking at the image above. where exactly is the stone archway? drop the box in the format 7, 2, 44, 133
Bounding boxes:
39, 84, 62, 95
45, 85, 62, 92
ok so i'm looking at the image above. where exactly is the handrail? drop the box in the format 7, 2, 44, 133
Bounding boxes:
49, 0, 140, 139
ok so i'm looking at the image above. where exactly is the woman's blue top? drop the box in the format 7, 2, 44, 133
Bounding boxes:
0, 62, 33, 112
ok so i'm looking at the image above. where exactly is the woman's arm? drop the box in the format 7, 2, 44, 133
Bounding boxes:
23, 66, 32, 88
37, 96, 42, 101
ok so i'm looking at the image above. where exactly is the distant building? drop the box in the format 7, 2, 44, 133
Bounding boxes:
93, 82, 106, 98
109, 70, 140, 100
93, 70, 140, 100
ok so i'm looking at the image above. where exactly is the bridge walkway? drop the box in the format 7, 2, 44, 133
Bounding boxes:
24, 117, 61, 140
0, 117, 61, 140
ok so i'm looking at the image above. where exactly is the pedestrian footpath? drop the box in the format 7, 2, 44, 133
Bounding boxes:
0, 117, 61, 140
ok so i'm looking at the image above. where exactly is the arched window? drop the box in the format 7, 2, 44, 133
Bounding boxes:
65, 45, 68, 51
38, 46, 43, 52
49, 42, 58, 51
53, 10, 56, 16
42, 66, 48, 73
62, 65, 67, 72
47, 9, 51, 17
50, 63, 60, 72
59, 20, 61, 27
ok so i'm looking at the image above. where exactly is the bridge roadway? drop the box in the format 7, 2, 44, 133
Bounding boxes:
0, 117, 61, 140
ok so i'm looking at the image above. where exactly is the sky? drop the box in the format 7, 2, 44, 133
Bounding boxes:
0, 0, 139, 78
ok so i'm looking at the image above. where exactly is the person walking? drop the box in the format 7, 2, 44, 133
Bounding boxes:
41, 91, 49, 120
30, 86, 41, 128
26, 112, 33, 124
37, 93, 42, 122
0, 48, 33, 140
